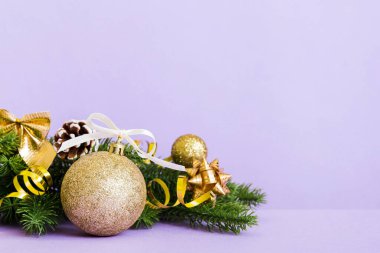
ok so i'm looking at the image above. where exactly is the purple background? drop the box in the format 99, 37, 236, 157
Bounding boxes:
1, 1, 379, 209
2, 210, 380, 253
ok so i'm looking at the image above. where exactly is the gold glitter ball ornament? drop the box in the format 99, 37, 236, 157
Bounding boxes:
60, 151, 146, 236
171, 134, 208, 168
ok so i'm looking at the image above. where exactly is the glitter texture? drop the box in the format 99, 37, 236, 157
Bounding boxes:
171, 134, 208, 168
60, 151, 146, 236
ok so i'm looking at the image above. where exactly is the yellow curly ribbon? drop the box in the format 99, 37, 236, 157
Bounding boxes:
0, 109, 56, 206
147, 176, 211, 209
147, 178, 177, 208
133, 140, 212, 209
0, 166, 53, 206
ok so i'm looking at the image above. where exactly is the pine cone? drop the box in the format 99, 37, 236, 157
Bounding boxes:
54, 120, 95, 160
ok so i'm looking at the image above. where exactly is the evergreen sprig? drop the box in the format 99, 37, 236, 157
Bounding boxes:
223, 182, 266, 207
0, 131, 27, 192
17, 192, 63, 235
133, 205, 161, 229
0, 134, 266, 235
0, 131, 19, 157
0, 132, 64, 235
0, 198, 21, 224
0, 154, 26, 177
160, 201, 256, 234
121, 141, 265, 233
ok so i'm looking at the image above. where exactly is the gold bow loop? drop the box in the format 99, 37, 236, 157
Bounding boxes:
0, 109, 56, 207
0, 109, 55, 168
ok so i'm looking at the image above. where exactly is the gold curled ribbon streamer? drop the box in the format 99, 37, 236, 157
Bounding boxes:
0, 166, 53, 206
0, 109, 56, 206
147, 176, 211, 209
133, 141, 212, 208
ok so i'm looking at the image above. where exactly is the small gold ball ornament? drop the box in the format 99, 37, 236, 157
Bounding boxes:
60, 141, 146, 236
171, 134, 208, 168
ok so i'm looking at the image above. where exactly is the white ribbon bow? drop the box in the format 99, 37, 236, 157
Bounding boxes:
57, 113, 185, 171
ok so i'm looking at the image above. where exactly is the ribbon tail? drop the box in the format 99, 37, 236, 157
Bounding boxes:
148, 155, 185, 171
57, 132, 111, 153
177, 176, 211, 208
22, 140, 56, 168
121, 132, 185, 171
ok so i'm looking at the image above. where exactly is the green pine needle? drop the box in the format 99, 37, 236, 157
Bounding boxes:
0, 198, 21, 224
0, 154, 26, 177
8, 154, 27, 175
16, 193, 63, 235
49, 156, 74, 189
223, 182, 266, 207
160, 201, 257, 234
0, 131, 19, 157
0, 131, 26, 188
0, 155, 11, 177
0, 183, 12, 198
133, 205, 161, 229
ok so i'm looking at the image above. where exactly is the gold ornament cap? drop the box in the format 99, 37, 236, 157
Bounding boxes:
109, 137, 125, 155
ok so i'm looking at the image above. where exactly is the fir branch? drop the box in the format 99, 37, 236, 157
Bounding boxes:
223, 182, 266, 207
0, 131, 19, 157
49, 156, 73, 190
0, 198, 21, 224
133, 205, 161, 229
0, 132, 27, 190
160, 201, 257, 234
16, 192, 64, 235
0, 155, 11, 177
0, 154, 27, 178
44, 139, 264, 235
8, 154, 26, 175
0, 184, 12, 198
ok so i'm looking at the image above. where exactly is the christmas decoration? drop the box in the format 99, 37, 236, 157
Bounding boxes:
54, 120, 95, 160
186, 158, 231, 204
58, 113, 185, 171
60, 144, 146, 236
141, 139, 230, 208
57, 113, 185, 235
0, 109, 56, 168
122, 143, 265, 234
0, 130, 64, 234
0, 109, 55, 207
171, 134, 208, 168
132, 141, 213, 209
146, 156, 231, 208
0, 111, 266, 235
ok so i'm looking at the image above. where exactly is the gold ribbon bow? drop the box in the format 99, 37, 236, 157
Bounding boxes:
0, 109, 56, 206
186, 158, 231, 205
0, 109, 55, 168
